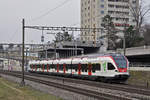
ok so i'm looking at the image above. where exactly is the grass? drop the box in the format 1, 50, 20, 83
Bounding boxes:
127, 71, 150, 87
0, 78, 62, 100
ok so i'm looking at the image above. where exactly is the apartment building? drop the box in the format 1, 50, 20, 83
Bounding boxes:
81, 0, 139, 42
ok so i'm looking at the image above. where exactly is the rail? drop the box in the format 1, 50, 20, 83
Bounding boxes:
1, 71, 150, 99
0, 71, 131, 100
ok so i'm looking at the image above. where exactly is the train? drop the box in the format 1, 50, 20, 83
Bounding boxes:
0, 58, 22, 71
28, 53, 130, 83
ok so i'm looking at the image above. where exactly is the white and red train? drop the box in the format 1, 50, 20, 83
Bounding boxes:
28, 54, 130, 82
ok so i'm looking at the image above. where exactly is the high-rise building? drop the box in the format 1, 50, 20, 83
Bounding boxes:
81, 0, 139, 42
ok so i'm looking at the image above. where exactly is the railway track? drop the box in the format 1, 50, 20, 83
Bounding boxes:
24, 71, 150, 96
0, 70, 131, 100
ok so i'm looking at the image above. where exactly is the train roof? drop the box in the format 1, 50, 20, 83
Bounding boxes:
29, 53, 123, 64
79, 53, 123, 58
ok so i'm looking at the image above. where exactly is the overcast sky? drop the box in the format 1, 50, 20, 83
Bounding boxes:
0, 0, 149, 44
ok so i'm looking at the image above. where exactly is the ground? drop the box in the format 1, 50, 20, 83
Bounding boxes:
0, 77, 62, 100
127, 71, 150, 87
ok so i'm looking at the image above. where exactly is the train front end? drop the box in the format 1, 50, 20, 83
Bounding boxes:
111, 54, 130, 82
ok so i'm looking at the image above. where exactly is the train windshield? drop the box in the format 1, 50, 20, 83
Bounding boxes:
112, 55, 127, 68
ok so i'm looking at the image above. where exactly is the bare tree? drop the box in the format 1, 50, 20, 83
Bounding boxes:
142, 24, 150, 45
129, 0, 150, 34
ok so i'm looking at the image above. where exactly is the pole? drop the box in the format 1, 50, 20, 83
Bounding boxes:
123, 37, 126, 56
25, 48, 28, 72
123, 22, 127, 56
21, 19, 25, 86
75, 40, 77, 56
55, 42, 57, 59
45, 46, 47, 59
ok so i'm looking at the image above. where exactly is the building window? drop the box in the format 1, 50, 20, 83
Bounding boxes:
132, 0, 136, 4
108, 4, 114, 8
101, 5, 104, 8
101, 11, 104, 14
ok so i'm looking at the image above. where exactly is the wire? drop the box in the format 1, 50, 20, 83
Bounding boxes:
9, 28, 19, 42
70, 22, 80, 27
29, 0, 71, 22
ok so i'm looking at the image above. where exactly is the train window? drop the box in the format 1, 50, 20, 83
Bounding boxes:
92, 64, 101, 71
92, 64, 96, 73
30, 65, 33, 68
108, 63, 115, 70
45, 65, 48, 69
74, 64, 78, 71
51, 64, 54, 69
81, 64, 84, 72
54, 64, 57, 70
60, 64, 63, 71
72, 64, 75, 70
54, 64, 56, 69
95, 64, 101, 71
33, 65, 35, 69
81, 64, 87, 72
67, 64, 71, 70
65, 64, 68, 71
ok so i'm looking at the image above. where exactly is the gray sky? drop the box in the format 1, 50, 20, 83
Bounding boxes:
0, 0, 80, 44
0, 0, 149, 44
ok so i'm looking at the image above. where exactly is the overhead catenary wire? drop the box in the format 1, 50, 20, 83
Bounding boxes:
29, 0, 72, 22
9, 28, 20, 42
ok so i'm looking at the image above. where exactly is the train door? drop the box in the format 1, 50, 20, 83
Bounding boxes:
42, 64, 45, 72
63, 63, 66, 74
101, 61, 115, 77
57, 64, 59, 73
101, 61, 107, 76
78, 63, 81, 75
88, 63, 92, 76
47, 64, 49, 72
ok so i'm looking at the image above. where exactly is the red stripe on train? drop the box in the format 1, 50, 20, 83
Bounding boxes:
63, 64, 66, 74
47, 64, 49, 72
118, 68, 127, 72
35, 65, 37, 72
43, 64, 44, 72
57, 64, 59, 73
78, 64, 81, 75
88, 64, 92, 76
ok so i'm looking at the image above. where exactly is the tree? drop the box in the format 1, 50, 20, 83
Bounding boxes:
101, 15, 118, 50
142, 24, 150, 45
125, 26, 137, 47
129, 0, 150, 35
54, 32, 73, 43
124, 25, 144, 48
62, 32, 73, 41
